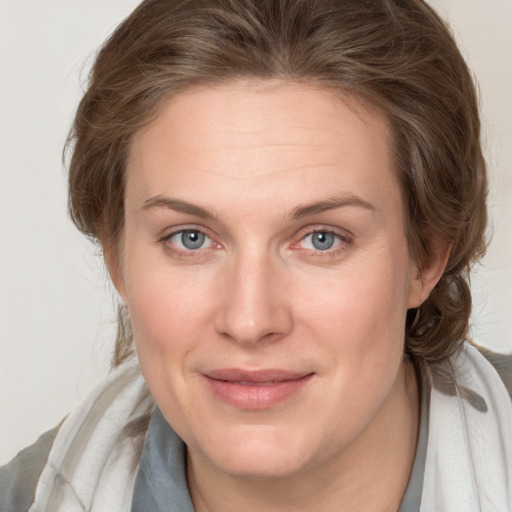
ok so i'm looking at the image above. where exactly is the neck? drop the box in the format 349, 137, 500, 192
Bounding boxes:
188, 358, 420, 512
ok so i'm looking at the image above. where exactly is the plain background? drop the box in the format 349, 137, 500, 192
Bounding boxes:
1, 0, 511, 465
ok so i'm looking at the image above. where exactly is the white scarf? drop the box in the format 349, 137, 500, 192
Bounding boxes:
422, 345, 512, 511
29, 344, 512, 512
28, 363, 154, 512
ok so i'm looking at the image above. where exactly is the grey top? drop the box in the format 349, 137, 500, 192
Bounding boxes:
130, 385, 429, 511
397, 379, 429, 512
130, 407, 195, 512
0, 426, 59, 512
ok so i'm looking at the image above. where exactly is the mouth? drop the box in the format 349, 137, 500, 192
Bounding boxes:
203, 369, 314, 409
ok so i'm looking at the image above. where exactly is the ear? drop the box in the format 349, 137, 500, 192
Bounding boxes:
104, 242, 127, 301
407, 240, 451, 308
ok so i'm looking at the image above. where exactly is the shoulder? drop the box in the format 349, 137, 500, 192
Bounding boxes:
476, 344, 512, 399
0, 426, 60, 512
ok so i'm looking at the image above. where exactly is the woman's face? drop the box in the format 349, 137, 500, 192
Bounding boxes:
113, 81, 430, 480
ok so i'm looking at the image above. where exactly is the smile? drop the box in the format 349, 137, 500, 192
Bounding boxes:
203, 369, 314, 410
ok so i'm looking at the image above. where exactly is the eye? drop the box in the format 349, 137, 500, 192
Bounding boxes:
306, 232, 336, 250
169, 229, 213, 250
300, 231, 344, 251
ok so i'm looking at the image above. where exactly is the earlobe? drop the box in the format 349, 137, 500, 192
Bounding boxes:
407, 241, 451, 308
104, 242, 127, 301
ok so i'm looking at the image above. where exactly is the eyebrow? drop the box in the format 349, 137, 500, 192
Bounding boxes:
290, 194, 376, 219
142, 193, 376, 220
143, 196, 217, 219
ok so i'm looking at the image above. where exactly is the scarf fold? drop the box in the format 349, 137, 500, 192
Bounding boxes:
29, 344, 512, 512
28, 362, 154, 512
421, 344, 512, 511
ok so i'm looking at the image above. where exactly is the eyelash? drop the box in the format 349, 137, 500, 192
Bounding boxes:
294, 229, 352, 258
158, 226, 352, 259
158, 228, 218, 259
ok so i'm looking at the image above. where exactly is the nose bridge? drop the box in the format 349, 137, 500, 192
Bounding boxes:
215, 244, 292, 345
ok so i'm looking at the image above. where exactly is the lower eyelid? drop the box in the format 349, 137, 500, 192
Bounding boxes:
161, 228, 224, 256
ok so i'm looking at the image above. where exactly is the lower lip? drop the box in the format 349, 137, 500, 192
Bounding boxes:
204, 374, 313, 409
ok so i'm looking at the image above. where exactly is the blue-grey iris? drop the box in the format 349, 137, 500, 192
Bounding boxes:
312, 232, 335, 250
181, 230, 205, 249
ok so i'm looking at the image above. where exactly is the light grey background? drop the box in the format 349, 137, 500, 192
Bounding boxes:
1, 0, 511, 464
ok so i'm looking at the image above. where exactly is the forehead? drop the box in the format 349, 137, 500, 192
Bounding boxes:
126, 81, 399, 218
131, 81, 390, 155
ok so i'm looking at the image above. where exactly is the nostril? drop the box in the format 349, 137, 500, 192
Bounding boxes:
213, 257, 293, 345
214, 307, 293, 346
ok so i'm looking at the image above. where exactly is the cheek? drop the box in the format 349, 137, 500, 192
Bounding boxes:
294, 251, 410, 361
123, 261, 214, 361
124, 267, 214, 418
309, 255, 411, 415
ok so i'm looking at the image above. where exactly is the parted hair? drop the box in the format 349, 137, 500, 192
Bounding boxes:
67, 0, 488, 367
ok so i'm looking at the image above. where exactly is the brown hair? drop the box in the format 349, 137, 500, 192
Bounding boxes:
67, 0, 487, 367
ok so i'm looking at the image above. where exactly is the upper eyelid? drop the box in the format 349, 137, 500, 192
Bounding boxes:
299, 231, 348, 246
305, 229, 347, 237
290, 227, 352, 252
160, 225, 212, 241
295, 225, 352, 240
160, 228, 218, 257
304, 230, 345, 239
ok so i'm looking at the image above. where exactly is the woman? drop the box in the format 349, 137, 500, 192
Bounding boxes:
2, 0, 511, 510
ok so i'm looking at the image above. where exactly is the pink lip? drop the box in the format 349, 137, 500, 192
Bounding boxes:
203, 369, 313, 410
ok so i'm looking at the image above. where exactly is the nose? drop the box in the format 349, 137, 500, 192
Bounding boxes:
214, 250, 293, 346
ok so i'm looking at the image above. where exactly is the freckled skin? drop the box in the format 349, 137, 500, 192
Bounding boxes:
108, 81, 444, 512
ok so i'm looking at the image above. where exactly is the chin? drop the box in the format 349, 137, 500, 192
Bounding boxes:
199, 424, 316, 479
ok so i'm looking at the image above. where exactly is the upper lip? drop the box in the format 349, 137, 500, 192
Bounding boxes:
204, 369, 312, 383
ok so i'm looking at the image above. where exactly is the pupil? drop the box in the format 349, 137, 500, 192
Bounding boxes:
182, 230, 204, 249
312, 232, 334, 250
